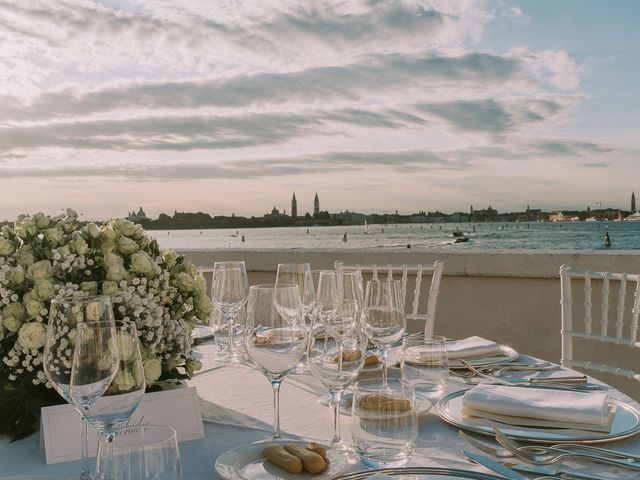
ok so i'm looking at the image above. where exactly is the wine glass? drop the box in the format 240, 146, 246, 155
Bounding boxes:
308, 302, 366, 451
276, 263, 315, 372
43, 294, 116, 480
400, 334, 449, 412
314, 270, 339, 337
212, 261, 249, 363
336, 269, 364, 309
71, 321, 146, 479
96, 425, 182, 480
243, 284, 306, 440
361, 280, 406, 386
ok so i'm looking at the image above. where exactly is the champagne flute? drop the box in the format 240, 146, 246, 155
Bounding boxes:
71, 321, 146, 479
361, 280, 406, 387
43, 294, 116, 480
212, 261, 249, 363
276, 263, 315, 372
243, 284, 306, 440
308, 301, 366, 451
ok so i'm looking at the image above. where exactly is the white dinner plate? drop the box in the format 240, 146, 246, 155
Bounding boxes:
192, 325, 216, 340
437, 389, 640, 444
215, 440, 348, 480
447, 345, 519, 369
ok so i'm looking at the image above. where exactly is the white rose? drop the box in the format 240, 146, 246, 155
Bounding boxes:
131, 224, 144, 240
106, 265, 128, 282
27, 260, 52, 281
70, 236, 89, 255
57, 245, 71, 257
131, 252, 156, 277
143, 357, 162, 383
165, 355, 180, 371
17, 322, 46, 349
101, 226, 117, 241
100, 239, 116, 254
194, 275, 206, 295
80, 281, 98, 295
176, 272, 195, 293
194, 294, 213, 320
184, 358, 202, 376
103, 253, 124, 268
118, 221, 136, 237
117, 237, 139, 255
102, 281, 119, 296
118, 330, 136, 361
3, 315, 22, 333
44, 228, 64, 246
185, 263, 198, 278
0, 238, 14, 256
114, 370, 136, 391
86, 223, 101, 239
16, 246, 35, 267
162, 249, 178, 268
9, 266, 25, 285
34, 279, 55, 301
25, 298, 44, 318
15, 219, 37, 239
3, 302, 26, 321
32, 212, 50, 229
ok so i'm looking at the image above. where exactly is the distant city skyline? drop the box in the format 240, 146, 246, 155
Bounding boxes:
1, 1, 639, 219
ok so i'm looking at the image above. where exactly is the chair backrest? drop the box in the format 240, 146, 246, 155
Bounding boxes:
560, 264, 640, 383
335, 260, 444, 337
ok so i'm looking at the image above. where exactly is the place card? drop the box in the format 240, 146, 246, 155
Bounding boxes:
40, 386, 204, 465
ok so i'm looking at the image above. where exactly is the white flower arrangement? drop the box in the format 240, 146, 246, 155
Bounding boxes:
0, 209, 211, 440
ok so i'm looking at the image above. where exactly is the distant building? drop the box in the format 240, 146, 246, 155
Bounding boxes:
291, 193, 297, 219
127, 207, 147, 222
314, 193, 320, 216
632, 192, 636, 213
470, 205, 498, 222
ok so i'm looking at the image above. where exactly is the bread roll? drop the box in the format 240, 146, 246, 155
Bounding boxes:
262, 444, 303, 474
284, 443, 327, 473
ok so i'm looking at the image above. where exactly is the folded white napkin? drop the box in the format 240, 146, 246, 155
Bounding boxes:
446, 336, 502, 359
462, 384, 611, 426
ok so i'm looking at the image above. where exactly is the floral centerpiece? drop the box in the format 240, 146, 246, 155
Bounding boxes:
0, 209, 212, 440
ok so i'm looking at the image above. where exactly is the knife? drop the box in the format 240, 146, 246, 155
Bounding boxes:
509, 463, 611, 480
462, 450, 529, 480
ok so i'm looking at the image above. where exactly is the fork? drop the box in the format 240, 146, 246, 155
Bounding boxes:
494, 426, 640, 471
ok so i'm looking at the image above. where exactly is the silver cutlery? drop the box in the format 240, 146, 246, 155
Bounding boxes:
494, 426, 640, 471
463, 449, 554, 479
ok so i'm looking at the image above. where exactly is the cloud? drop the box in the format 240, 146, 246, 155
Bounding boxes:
0, 148, 470, 180
416, 98, 569, 134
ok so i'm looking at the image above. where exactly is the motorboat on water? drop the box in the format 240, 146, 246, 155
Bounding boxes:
625, 211, 640, 221
451, 228, 464, 237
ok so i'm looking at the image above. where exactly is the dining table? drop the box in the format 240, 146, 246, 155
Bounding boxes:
1, 338, 639, 479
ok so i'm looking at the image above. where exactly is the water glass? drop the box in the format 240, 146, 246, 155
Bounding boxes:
351, 379, 418, 468
400, 334, 448, 412
210, 305, 244, 362
96, 425, 182, 480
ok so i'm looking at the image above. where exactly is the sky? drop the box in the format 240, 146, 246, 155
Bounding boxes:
1, 0, 639, 220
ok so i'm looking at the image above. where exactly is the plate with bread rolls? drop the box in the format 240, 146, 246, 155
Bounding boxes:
215, 440, 348, 480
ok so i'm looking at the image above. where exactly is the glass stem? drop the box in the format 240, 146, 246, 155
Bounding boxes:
79, 418, 91, 480
330, 389, 344, 447
226, 314, 236, 357
271, 379, 283, 440
381, 347, 389, 387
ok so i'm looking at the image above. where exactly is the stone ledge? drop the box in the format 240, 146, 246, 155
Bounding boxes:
178, 249, 640, 278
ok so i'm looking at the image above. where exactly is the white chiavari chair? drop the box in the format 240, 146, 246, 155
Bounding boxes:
335, 260, 444, 337
560, 264, 640, 384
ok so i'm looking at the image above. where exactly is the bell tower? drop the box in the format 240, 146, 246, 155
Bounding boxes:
291, 192, 297, 219
314, 193, 320, 216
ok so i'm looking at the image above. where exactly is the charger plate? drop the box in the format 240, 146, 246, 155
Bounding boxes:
437, 389, 640, 444
333, 467, 503, 479
215, 440, 347, 480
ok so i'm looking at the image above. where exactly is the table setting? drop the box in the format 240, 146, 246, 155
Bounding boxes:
1, 256, 640, 480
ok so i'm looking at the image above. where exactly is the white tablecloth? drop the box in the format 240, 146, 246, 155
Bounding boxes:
1, 342, 639, 479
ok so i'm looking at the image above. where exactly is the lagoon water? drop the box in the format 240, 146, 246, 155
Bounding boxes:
150, 221, 640, 251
